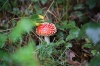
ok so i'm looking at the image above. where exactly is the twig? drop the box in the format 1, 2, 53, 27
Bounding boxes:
0, 28, 12, 32
0, 0, 9, 10
44, 0, 54, 17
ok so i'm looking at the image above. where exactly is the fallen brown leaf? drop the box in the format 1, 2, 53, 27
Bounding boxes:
65, 49, 81, 66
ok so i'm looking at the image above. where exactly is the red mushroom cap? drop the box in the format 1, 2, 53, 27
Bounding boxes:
36, 22, 57, 36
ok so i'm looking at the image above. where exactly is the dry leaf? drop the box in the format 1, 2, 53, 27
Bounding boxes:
65, 49, 81, 66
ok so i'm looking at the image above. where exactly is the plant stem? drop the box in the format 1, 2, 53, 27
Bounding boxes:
44, 36, 50, 44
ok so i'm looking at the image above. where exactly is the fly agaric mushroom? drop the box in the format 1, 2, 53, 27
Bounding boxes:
36, 22, 57, 44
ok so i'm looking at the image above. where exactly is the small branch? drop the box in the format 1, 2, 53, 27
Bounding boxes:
44, 0, 54, 17
0, 28, 12, 32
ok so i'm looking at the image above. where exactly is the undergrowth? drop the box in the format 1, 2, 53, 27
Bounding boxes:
0, 0, 100, 66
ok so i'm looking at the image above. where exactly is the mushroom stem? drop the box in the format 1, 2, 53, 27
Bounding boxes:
44, 36, 50, 44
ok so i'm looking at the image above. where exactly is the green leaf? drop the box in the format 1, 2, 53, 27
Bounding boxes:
70, 11, 83, 18
66, 28, 80, 41
57, 31, 66, 39
85, 28, 100, 44
18, 18, 33, 32
90, 54, 100, 66
0, 49, 11, 63
91, 50, 97, 56
55, 39, 65, 46
78, 22, 100, 45
34, 5, 42, 14
41, 0, 47, 4
65, 42, 72, 49
9, 26, 23, 42
30, 14, 41, 22
66, 34, 76, 41
85, 38, 91, 43
57, 0, 64, 4
46, 45, 52, 56
61, 21, 67, 30
75, 11, 83, 18
66, 20, 76, 29
74, 4, 85, 10
56, 24, 63, 30
86, 0, 96, 9
0, 34, 7, 48
9, 18, 34, 42
83, 44, 92, 48
12, 8, 20, 15
69, 28, 80, 36
12, 41, 40, 66
57, 21, 68, 30
25, 9, 32, 15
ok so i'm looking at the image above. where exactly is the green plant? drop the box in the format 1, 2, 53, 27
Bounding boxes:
86, 0, 100, 9
0, 14, 41, 66
1, 0, 100, 66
